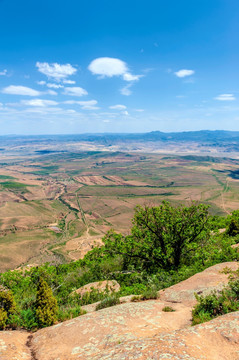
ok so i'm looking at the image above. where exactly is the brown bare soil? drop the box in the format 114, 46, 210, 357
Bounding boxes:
1, 149, 239, 270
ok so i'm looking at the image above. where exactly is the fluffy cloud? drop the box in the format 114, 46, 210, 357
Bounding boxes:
2, 85, 41, 96
63, 87, 88, 96
64, 99, 98, 110
21, 99, 58, 107
36, 62, 77, 80
174, 69, 195, 78
109, 104, 126, 110
88, 57, 127, 78
0, 69, 7, 76
88, 57, 141, 83
214, 94, 236, 101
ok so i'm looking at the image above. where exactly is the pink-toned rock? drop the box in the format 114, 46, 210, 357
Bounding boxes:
0, 262, 238, 359
159, 261, 239, 306
74, 280, 120, 297
232, 243, 239, 251
0, 331, 31, 360
91, 311, 239, 360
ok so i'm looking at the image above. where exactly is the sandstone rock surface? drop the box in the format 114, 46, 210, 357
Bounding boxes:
74, 280, 120, 297
0, 262, 238, 360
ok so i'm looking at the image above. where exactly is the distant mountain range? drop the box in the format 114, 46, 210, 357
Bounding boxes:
2, 130, 239, 142
2, 130, 239, 154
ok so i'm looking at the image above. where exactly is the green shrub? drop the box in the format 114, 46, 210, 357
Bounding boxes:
96, 294, 120, 311
0, 289, 16, 316
162, 306, 175, 312
0, 289, 17, 329
34, 277, 58, 327
57, 305, 85, 322
140, 286, 158, 300
20, 309, 37, 330
131, 295, 142, 302
0, 309, 7, 329
192, 272, 239, 325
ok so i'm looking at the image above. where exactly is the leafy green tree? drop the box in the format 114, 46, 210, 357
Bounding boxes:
103, 201, 210, 271
34, 277, 58, 327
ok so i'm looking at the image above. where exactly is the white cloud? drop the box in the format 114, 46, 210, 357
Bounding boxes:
64, 99, 98, 110
36, 62, 77, 80
46, 89, 57, 96
0, 69, 7, 76
120, 84, 133, 96
63, 80, 76, 84
88, 57, 128, 78
46, 83, 64, 89
214, 94, 236, 101
21, 99, 58, 107
63, 87, 88, 97
37, 81, 46, 85
88, 57, 141, 83
123, 73, 142, 81
134, 109, 144, 112
174, 69, 195, 78
2, 85, 41, 96
109, 104, 127, 110
122, 110, 129, 116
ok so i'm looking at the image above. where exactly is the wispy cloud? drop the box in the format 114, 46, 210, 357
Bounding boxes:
36, 62, 77, 80
64, 100, 98, 110
123, 73, 142, 81
174, 69, 195, 78
120, 83, 133, 96
63, 80, 76, 84
214, 94, 236, 101
109, 104, 127, 110
21, 99, 58, 107
2, 85, 41, 96
63, 87, 88, 96
0, 69, 7, 76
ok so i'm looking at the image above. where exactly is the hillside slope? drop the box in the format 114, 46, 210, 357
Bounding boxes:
0, 262, 238, 360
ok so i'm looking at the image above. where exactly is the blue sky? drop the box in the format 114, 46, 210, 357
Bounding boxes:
0, 0, 238, 134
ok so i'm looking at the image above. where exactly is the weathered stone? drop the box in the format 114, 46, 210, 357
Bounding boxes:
74, 280, 120, 297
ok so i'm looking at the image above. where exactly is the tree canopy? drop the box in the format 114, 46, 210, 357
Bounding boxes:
103, 201, 210, 272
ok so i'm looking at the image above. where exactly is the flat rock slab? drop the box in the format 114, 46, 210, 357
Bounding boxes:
0, 262, 238, 359
159, 261, 239, 306
0, 331, 31, 360
32, 300, 192, 359
91, 311, 239, 360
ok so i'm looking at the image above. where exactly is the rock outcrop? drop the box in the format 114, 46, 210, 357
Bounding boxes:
74, 280, 120, 297
0, 262, 238, 360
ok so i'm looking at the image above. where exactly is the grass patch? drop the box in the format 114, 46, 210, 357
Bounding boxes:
0, 181, 28, 189
0, 175, 15, 180
95, 294, 120, 311
162, 306, 175, 312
